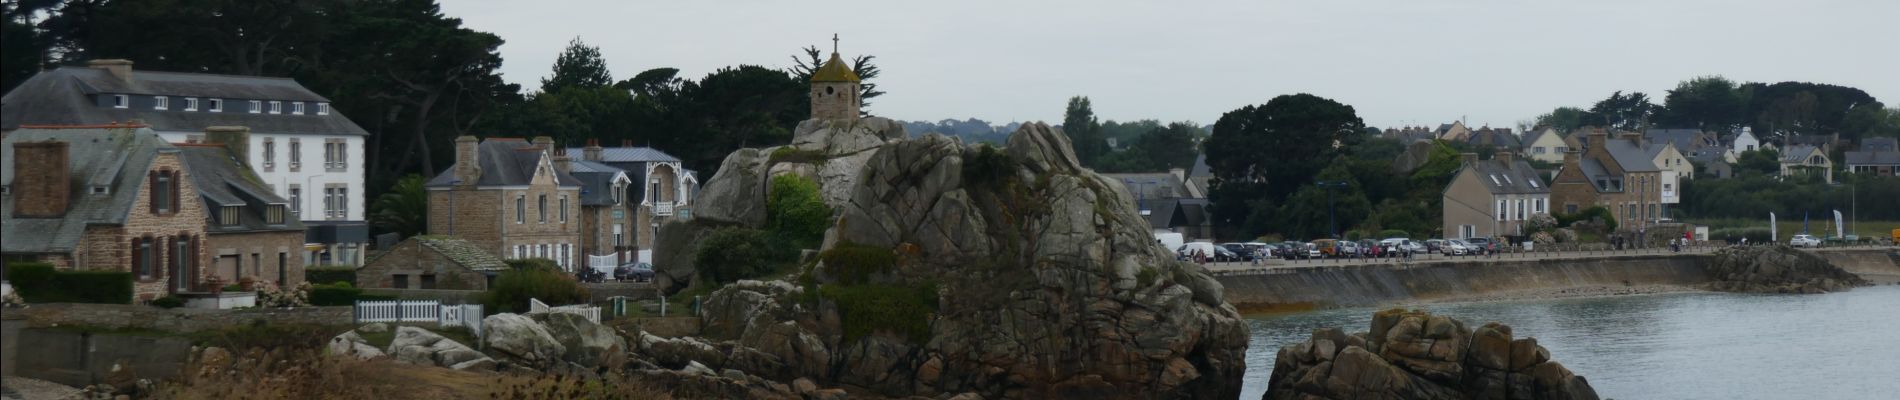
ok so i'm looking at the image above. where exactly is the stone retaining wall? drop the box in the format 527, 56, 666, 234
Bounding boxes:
359, 288, 485, 304
12, 303, 352, 332
585, 282, 657, 302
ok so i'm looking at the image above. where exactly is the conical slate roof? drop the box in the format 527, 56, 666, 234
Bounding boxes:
810, 52, 860, 83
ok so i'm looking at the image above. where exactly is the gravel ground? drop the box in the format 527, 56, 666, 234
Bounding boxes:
0, 377, 80, 400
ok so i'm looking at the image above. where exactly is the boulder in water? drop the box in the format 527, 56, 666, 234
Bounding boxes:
1266, 309, 1599, 400
1704, 245, 1868, 293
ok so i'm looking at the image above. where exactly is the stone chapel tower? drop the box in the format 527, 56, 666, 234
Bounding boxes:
809, 36, 861, 121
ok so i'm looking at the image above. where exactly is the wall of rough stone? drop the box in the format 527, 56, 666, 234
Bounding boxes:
428, 188, 503, 255
108, 152, 210, 302
6, 327, 194, 388
12, 303, 352, 333
205, 230, 306, 288
358, 288, 485, 304
356, 239, 489, 290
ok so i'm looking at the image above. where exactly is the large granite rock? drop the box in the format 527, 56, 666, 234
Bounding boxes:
482, 313, 568, 368
1266, 309, 1599, 400
530, 311, 630, 370
641, 122, 1249, 399
386, 326, 491, 370
325, 331, 385, 360
1704, 245, 1868, 293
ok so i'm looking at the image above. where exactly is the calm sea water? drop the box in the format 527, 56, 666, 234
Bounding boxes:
1239, 285, 1900, 400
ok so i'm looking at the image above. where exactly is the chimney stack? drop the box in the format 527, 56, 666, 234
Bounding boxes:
1495, 151, 1513, 164
87, 59, 135, 83
453, 136, 481, 184
621, 139, 633, 148
203, 126, 251, 167
11, 141, 71, 218
583, 139, 604, 162
553, 147, 572, 175
1620, 132, 1644, 147
1460, 153, 1479, 166
1168, 167, 1186, 183
1563, 148, 1580, 167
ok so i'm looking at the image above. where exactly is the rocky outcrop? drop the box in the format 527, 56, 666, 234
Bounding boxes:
655, 116, 903, 294
481, 313, 568, 368
530, 312, 630, 370
325, 331, 385, 360
387, 326, 493, 370
641, 122, 1250, 399
1704, 245, 1868, 293
1266, 309, 1599, 400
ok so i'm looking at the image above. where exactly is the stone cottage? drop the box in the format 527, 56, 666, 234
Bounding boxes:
177, 126, 306, 289
1550, 130, 1665, 231
356, 236, 506, 290
1442, 152, 1550, 239
2, 124, 209, 302
425, 136, 583, 271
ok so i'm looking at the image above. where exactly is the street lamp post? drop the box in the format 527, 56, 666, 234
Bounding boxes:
1316, 180, 1351, 239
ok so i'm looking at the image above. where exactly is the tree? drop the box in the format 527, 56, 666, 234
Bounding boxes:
369, 174, 427, 238
1203, 93, 1366, 237
539, 36, 613, 93
1, 0, 54, 93
1585, 91, 1656, 131
1063, 96, 1107, 166
790, 45, 882, 112
766, 175, 830, 254
1094, 121, 1201, 172
1532, 107, 1587, 133
1657, 76, 1746, 132
1741, 81, 1879, 141
1274, 161, 1371, 239
1735, 149, 1781, 176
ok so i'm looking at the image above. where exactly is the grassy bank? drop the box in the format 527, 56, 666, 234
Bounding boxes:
1682, 218, 1899, 240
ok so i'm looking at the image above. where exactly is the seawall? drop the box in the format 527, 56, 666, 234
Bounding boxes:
1215, 248, 1899, 311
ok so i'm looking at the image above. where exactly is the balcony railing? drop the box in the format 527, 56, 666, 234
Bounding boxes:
653, 201, 674, 216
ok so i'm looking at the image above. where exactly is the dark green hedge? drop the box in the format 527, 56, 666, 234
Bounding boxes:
304, 267, 357, 286
307, 283, 363, 306
6, 262, 134, 304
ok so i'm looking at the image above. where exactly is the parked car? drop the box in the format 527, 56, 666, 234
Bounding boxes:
1442, 239, 1473, 256
1244, 242, 1274, 259
1789, 234, 1822, 248
1337, 240, 1362, 258
1424, 239, 1445, 253
1464, 237, 1494, 254
1179, 242, 1240, 262
1219, 243, 1259, 261
615, 262, 655, 282
1278, 242, 1312, 259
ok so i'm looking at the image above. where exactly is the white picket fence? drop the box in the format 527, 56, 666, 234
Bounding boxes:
529, 298, 601, 324
354, 300, 486, 338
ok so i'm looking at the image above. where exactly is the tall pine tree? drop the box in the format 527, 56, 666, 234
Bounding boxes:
541, 37, 613, 93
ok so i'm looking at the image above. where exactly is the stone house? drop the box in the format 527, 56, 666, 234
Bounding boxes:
565, 141, 636, 268
1844, 137, 1899, 177
356, 236, 506, 290
1519, 127, 1569, 164
567, 142, 697, 254
2, 125, 209, 302
1778, 145, 1833, 183
2, 60, 372, 267
425, 136, 583, 271
1442, 152, 1550, 239
176, 127, 306, 289
1550, 130, 1665, 231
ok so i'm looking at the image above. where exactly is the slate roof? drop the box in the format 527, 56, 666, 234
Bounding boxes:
1519, 128, 1555, 149
1103, 173, 1191, 201
176, 145, 304, 234
1, 126, 171, 253
568, 159, 627, 206
1844, 151, 1900, 166
1464, 129, 1521, 148
1600, 139, 1660, 172
571, 146, 682, 163
1643, 129, 1709, 152
2, 66, 368, 136
425, 139, 582, 187
1780, 145, 1825, 163
1461, 159, 1549, 195
1187, 154, 1211, 178
366, 236, 508, 272
1861, 138, 1897, 152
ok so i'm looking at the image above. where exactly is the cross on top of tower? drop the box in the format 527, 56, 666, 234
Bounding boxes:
832, 33, 839, 53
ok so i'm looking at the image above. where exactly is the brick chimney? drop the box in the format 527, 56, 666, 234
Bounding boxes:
453, 136, 481, 184
583, 139, 604, 162
1620, 132, 1644, 147
87, 59, 135, 82
553, 147, 572, 175
1563, 149, 1581, 168
1460, 152, 1479, 166
1586, 130, 1609, 158
11, 141, 71, 218
203, 126, 251, 167
1495, 151, 1513, 164
531, 136, 554, 150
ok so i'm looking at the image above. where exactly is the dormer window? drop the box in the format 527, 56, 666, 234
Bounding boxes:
220, 206, 242, 226
291, 102, 305, 115
184, 98, 199, 111
316, 103, 330, 115
268, 101, 282, 114
154, 96, 168, 110
266, 205, 286, 225
249, 100, 262, 113
209, 98, 224, 112
112, 94, 129, 108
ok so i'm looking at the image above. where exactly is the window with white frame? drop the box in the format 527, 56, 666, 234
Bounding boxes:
262, 138, 276, 169
538, 194, 548, 223
268, 101, 282, 114
184, 97, 199, 111
1497, 199, 1507, 220
288, 185, 301, 214
559, 195, 568, 223
291, 102, 305, 115
515, 195, 525, 224
289, 139, 301, 170
154, 96, 168, 110
112, 94, 128, 108
249, 100, 262, 113
209, 98, 224, 112
613, 224, 624, 247
316, 103, 330, 115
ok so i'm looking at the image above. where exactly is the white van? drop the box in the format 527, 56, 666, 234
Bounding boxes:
1154, 232, 1185, 254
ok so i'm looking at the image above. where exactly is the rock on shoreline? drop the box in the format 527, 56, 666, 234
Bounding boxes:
1265, 309, 1599, 400
1704, 246, 1868, 294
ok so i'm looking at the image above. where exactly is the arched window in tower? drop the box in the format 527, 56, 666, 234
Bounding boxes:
825, 86, 835, 95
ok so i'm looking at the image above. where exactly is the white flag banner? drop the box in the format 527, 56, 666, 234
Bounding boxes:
1769, 212, 1777, 242
1834, 210, 1845, 239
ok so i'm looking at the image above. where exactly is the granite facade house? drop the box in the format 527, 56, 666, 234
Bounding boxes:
1550, 130, 1665, 231
1442, 152, 1550, 239
2, 59, 371, 267
568, 142, 698, 254
426, 136, 584, 271
1845, 137, 1899, 177
355, 236, 506, 290
2, 125, 209, 302
567, 141, 636, 268
176, 126, 306, 289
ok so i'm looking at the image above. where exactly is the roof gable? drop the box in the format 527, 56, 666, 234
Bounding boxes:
3, 67, 369, 136
2, 126, 171, 252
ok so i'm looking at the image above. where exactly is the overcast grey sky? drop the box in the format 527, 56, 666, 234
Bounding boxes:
440, 0, 1897, 129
